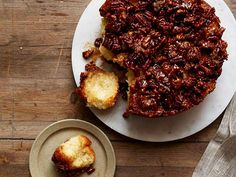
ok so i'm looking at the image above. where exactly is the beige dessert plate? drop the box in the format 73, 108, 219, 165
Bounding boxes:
29, 119, 116, 177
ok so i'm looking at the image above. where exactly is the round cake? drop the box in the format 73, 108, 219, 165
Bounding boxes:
96, 0, 228, 118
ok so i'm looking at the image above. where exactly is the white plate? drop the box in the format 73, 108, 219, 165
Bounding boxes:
72, 0, 236, 142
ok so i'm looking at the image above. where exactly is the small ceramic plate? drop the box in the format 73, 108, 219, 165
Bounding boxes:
29, 119, 116, 177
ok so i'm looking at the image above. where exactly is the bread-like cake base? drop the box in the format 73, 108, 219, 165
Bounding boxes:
77, 63, 119, 110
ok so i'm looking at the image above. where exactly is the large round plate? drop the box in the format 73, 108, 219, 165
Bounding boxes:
29, 119, 116, 177
72, 0, 236, 142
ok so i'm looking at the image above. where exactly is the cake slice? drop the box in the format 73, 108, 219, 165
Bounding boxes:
76, 63, 119, 110
52, 135, 95, 176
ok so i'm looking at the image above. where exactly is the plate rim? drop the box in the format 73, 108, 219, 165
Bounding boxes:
29, 119, 116, 177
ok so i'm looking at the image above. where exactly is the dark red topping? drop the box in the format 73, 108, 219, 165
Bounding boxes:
82, 49, 94, 59
99, 0, 228, 118
58, 166, 95, 177
119, 82, 128, 100
94, 38, 103, 48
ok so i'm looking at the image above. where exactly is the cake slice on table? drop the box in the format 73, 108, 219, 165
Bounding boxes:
52, 135, 95, 176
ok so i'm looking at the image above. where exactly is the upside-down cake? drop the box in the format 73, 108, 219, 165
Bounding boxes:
80, 0, 228, 118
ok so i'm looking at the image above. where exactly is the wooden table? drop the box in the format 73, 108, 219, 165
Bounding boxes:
0, 0, 235, 176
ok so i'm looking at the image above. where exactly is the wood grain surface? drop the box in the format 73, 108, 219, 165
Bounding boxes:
0, 0, 235, 177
